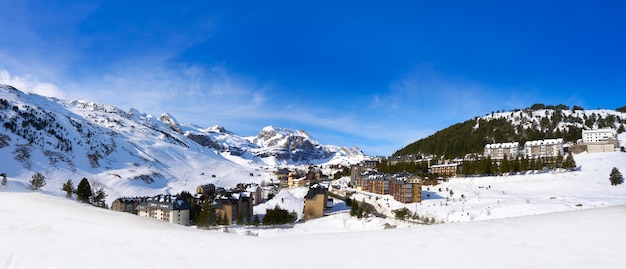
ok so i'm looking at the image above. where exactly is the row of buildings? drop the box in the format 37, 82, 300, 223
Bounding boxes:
355, 171, 423, 203
483, 128, 619, 160
112, 195, 193, 226
275, 167, 325, 189
111, 180, 333, 226
483, 138, 565, 161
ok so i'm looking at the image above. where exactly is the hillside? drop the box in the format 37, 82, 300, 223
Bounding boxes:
0, 84, 366, 200
394, 104, 626, 158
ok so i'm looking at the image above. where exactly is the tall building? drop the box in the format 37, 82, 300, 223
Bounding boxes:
484, 142, 519, 160
524, 138, 564, 159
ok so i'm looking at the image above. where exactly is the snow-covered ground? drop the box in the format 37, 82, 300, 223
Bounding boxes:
1, 191, 625, 268
1, 151, 625, 268
345, 151, 626, 223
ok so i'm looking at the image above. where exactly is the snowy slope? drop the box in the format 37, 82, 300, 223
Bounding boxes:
0, 84, 366, 202
1, 191, 625, 269
349, 151, 626, 224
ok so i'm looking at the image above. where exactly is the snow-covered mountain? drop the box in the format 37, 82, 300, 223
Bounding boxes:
395, 104, 626, 157
0, 84, 366, 199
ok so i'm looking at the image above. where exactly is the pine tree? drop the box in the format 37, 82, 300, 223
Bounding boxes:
91, 187, 108, 208
1, 173, 7, 187
563, 152, 576, 171
520, 156, 529, 172
196, 201, 217, 228
350, 198, 359, 217
500, 155, 510, 174
62, 179, 75, 198
220, 213, 230, 226
76, 178, 92, 203
215, 212, 223, 226
609, 167, 624, 186
28, 172, 46, 190
252, 215, 260, 227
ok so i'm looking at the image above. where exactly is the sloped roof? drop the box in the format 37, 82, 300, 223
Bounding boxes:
304, 186, 327, 200
136, 195, 192, 211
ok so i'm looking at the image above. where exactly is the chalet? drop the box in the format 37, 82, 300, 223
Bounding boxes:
136, 195, 192, 226
303, 185, 329, 221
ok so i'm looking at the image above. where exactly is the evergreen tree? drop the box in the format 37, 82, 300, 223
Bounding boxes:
91, 187, 108, 208
263, 205, 296, 225
196, 201, 217, 228
1, 173, 7, 187
520, 156, 529, 172
500, 155, 510, 174
76, 178, 92, 203
534, 158, 544, 171
252, 215, 261, 227
62, 179, 75, 198
609, 167, 624, 186
350, 198, 359, 217
563, 152, 576, 171
28, 172, 46, 190
219, 213, 230, 226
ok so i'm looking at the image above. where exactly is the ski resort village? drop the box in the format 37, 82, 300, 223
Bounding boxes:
1, 86, 626, 268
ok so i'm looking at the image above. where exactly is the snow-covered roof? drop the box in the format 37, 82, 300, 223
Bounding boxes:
524, 138, 563, 146
484, 142, 519, 149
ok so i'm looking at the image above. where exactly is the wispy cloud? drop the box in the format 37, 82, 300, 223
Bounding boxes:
0, 69, 66, 98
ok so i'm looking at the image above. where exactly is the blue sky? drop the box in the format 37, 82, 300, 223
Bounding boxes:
1, 1, 625, 156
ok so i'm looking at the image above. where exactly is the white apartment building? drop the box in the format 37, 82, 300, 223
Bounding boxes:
582, 128, 616, 144
484, 142, 519, 160
136, 195, 191, 226
524, 138, 564, 159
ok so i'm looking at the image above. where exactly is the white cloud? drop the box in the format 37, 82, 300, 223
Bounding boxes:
0, 69, 66, 98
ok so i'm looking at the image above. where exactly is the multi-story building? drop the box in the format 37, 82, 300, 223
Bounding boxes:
196, 183, 216, 201
136, 195, 191, 226
430, 163, 459, 177
303, 185, 329, 221
483, 142, 519, 160
111, 197, 149, 214
389, 172, 422, 203
582, 128, 616, 143
358, 171, 386, 193
358, 171, 422, 204
524, 138, 564, 159
582, 128, 617, 153
350, 160, 379, 187
215, 192, 254, 225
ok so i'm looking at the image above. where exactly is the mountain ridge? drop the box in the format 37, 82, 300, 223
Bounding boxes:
0, 84, 366, 199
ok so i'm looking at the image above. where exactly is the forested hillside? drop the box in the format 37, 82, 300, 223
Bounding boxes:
394, 104, 626, 158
